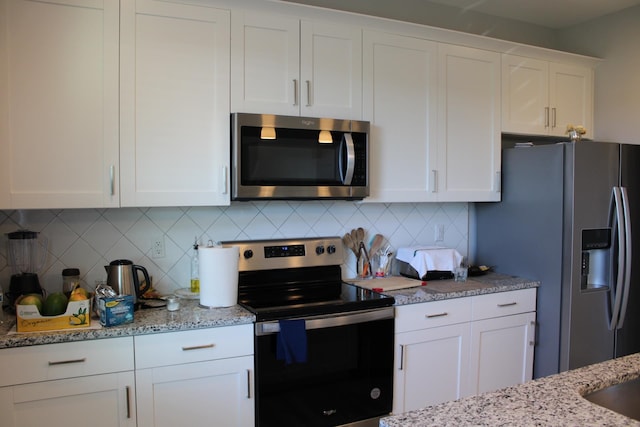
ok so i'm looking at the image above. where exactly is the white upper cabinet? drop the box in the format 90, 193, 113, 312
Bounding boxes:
436, 44, 501, 202
0, 0, 119, 208
120, 0, 231, 207
363, 30, 439, 203
231, 10, 362, 119
502, 54, 594, 138
363, 34, 500, 203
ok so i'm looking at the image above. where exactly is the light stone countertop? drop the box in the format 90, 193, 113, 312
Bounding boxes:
379, 272, 539, 305
380, 352, 640, 426
0, 299, 255, 349
0, 272, 534, 349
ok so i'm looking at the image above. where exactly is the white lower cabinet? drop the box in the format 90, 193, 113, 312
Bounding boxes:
0, 337, 136, 427
134, 324, 255, 427
394, 322, 470, 413
393, 288, 536, 414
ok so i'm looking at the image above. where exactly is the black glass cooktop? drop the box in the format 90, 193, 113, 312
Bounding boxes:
241, 281, 394, 322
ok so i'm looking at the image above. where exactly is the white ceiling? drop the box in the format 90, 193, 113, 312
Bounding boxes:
425, 0, 640, 29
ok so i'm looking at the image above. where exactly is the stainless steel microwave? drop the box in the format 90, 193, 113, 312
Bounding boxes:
231, 113, 369, 200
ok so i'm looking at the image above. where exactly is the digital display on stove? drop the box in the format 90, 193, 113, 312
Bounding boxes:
264, 244, 306, 258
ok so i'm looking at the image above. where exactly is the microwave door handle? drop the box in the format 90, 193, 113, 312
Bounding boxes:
339, 133, 355, 185
608, 187, 625, 330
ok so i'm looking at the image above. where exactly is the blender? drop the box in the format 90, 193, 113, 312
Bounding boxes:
6, 230, 48, 305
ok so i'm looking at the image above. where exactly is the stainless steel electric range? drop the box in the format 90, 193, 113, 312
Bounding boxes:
222, 236, 395, 427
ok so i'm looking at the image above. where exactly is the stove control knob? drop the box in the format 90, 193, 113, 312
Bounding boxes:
243, 249, 253, 259
327, 244, 336, 254
315, 245, 325, 255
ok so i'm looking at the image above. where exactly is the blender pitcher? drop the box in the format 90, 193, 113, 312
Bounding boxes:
6, 230, 48, 304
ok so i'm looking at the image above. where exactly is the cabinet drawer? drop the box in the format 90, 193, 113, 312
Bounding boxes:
395, 298, 472, 333
0, 337, 134, 387
134, 324, 253, 369
472, 288, 537, 321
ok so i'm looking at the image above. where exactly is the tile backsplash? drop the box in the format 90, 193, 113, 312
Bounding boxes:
0, 202, 468, 296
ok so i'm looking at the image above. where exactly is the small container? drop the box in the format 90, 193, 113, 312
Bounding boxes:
166, 295, 180, 312
62, 268, 81, 295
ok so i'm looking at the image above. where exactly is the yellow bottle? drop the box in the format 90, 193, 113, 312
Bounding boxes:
190, 238, 200, 293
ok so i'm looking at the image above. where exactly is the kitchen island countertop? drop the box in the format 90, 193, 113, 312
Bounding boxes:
0, 299, 255, 349
381, 352, 640, 426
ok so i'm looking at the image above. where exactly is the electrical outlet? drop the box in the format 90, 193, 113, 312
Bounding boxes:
435, 224, 445, 242
152, 237, 165, 258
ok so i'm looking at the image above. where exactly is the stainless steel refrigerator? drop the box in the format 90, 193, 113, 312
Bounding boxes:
474, 141, 640, 379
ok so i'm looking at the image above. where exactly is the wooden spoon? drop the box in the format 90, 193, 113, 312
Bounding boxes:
342, 233, 359, 257
356, 227, 365, 247
369, 234, 384, 255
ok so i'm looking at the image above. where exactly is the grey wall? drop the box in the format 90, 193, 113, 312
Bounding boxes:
282, 0, 560, 49
558, 6, 640, 144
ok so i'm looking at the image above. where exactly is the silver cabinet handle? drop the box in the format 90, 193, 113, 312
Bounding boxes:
497, 302, 517, 307
246, 370, 252, 399
431, 170, 438, 193
293, 79, 299, 106
305, 80, 311, 106
181, 343, 215, 351
221, 166, 228, 195
552, 107, 557, 128
399, 344, 405, 371
426, 312, 448, 318
544, 107, 549, 128
48, 358, 86, 366
126, 386, 132, 418
109, 165, 115, 196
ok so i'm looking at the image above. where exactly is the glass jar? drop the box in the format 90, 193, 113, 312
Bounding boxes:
62, 268, 80, 295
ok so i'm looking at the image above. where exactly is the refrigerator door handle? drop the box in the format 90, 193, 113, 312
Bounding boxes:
616, 186, 632, 329
608, 187, 626, 331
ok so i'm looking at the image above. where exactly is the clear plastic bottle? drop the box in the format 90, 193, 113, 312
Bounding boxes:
190, 238, 200, 293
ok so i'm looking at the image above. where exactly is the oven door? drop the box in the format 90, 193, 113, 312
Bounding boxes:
254, 307, 394, 427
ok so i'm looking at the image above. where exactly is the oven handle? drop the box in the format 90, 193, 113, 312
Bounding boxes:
255, 307, 394, 336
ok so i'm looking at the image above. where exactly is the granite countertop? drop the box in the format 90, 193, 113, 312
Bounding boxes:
0, 299, 255, 349
381, 352, 640, 426
0, 273, 534, 350
381, 272, 539, 305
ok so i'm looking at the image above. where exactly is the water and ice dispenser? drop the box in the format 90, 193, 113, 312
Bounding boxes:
581, 229, 611, 290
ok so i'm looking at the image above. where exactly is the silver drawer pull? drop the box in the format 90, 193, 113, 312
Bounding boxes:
497, 302, 517, 307
48, 358, 86, 366
426, 312, 448, 318
181, 343, 215, 351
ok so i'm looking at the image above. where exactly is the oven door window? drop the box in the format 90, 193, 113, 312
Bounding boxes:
255, 317, 394, 427
240, 126, 365, 186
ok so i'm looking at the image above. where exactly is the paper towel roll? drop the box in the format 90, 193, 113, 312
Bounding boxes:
198, 246, 239, 308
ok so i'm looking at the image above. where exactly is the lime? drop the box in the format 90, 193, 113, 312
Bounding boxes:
42, 292, 69, 316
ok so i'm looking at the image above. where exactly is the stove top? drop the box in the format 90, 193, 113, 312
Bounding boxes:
221, 237, 395, 321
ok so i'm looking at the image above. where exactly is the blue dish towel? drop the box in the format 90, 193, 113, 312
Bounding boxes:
276, 319, 307, 364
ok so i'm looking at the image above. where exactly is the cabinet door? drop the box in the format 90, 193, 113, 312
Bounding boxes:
231, 10, 300, 116
120, 0, 230, 206
300, 21, 362, 119
363, 30, 438, 203
0, 372, 135, 427
501, 55, 550, 135
437, 44, 501, 202
469, 312, 536, 395
0, 0, 119, 208
549, 62, 593, 139
136, 356, 254, 427
393, 323, 470, 414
